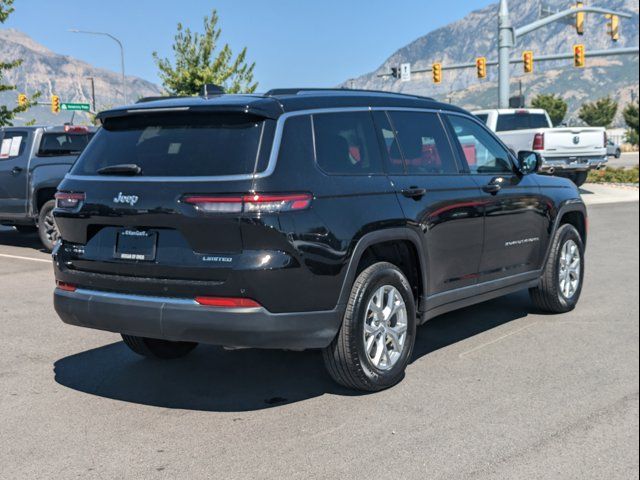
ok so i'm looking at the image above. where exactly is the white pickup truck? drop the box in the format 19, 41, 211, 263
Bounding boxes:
472, 108, 607, 186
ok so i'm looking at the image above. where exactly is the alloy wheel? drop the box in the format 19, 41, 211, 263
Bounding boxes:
363, 285, 408, 370
558, 239, 581, 299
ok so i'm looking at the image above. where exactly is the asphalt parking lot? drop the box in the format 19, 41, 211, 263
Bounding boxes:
1, 190, 638, 479
607, 151, 639, 169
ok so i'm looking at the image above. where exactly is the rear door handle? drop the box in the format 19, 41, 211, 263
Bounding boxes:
401, 187, 427, 199
11, 166, 23, 176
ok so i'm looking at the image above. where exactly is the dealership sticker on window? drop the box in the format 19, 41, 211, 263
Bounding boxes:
8, 136, 22, 157
0, 138, 11, 158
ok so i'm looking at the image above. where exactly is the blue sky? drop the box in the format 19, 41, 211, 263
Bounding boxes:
5, 0, 492, 90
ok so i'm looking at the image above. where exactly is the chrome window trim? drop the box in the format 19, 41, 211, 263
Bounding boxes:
64, 106, 460, 183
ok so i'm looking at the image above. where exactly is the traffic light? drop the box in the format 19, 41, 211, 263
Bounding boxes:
573, 44, 586, 68
18, 93, 27, 107
432, 63, 442, 84
51, 95, 60, 114
476, 57, 487, 79
575, 2, 584, 35
606, 14, 619, 41
390, 67, 399, 79
523, 51, 534, 74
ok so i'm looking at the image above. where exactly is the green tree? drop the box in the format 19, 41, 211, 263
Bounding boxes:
530, 94, 568, 126
622, 101, 638, 145
578, 96, 618, 128
1, 0, 38, 126
153, 9, 257, 95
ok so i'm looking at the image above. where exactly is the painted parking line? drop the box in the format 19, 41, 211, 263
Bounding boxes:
0, 253, 51, 264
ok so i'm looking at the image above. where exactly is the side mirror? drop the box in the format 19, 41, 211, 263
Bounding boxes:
517, 150, 541, 174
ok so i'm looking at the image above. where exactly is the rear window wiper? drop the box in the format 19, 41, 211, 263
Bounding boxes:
97, 164, 142, 176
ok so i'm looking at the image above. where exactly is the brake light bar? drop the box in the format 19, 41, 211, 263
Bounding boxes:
195, 296, 261, 308
64, 125, 90, 133
183, 193, 312, 213
532, 133, 545, 151
55, 192, 85, 209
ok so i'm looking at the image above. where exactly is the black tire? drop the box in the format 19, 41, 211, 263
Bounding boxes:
572, 171, 588, 187
615, 149, 621, 159
121, 334, 198, 359
15, 225, 37, 234
37, 200, 59, 252
323, 262, 417, 392
530, 224, 584, 313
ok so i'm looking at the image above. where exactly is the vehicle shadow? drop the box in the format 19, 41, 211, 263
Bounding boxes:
53, 291, 531, 412
0, 227, 45, 251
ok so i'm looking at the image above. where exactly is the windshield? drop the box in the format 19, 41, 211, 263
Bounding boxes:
38, 132, 94, 157
496, 113, 549, 132
70, 112, 274, 177
474, 113, 489, 125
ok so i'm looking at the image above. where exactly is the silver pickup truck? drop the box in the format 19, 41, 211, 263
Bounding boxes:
473, 108, 607, 186
0, 125, 96, 250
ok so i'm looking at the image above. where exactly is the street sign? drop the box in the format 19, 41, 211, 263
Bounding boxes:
400, 63, 411, 82
60, 103, 91, 112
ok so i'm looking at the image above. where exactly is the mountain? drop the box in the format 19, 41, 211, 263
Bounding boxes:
344, 0, 639, 126
0, 29, 163, 125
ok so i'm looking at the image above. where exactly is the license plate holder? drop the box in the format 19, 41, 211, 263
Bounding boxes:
115, 229, 157, 261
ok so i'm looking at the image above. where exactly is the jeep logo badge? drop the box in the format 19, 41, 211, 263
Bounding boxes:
113, 192, 139, 206
573, 135, 580, 145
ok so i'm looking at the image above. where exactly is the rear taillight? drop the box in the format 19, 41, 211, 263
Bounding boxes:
532, 133, 545, 151
183, 193, 312, 214
195, 296, 261, 308
55, 192, 85, 209
603, 131, 607, 148
56, 281, 77, 292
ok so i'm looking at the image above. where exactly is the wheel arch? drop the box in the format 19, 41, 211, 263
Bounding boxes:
336, 228, 428, 313
542, 200, 587, 268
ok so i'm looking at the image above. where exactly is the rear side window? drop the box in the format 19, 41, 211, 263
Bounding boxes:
387, 111, 458, 174
38, 133, 93, 157
312, 112, 383, 175
496, 113, 548, 131
0, 131, 28, 159
71, 112, 274, 177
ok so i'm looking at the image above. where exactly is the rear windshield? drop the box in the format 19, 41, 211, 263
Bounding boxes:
71, 112, 274, 177
496, 113, 548, 131
38, 132, 94, 157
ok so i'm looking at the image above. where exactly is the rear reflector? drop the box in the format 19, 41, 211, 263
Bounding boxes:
195, 296, 261, 308
532, 133, 545, 151
55, 192, 85, 209
183, 193, 312, 213
56, 281, 77, 292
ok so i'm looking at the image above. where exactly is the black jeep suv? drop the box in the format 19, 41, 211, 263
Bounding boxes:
53, 89, 587, 391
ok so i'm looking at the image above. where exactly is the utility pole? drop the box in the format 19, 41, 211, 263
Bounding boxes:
498, 0, 514, 109
86, 76, 96, 112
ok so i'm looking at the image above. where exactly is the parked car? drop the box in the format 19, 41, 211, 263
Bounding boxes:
473, 108, 607, 186
53, 89, 587, 391
606, 139, 621, 158
0, 125, 96, 250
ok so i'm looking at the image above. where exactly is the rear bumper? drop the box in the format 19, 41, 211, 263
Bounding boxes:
539, 155, 607, 173
54, 288, 342, 350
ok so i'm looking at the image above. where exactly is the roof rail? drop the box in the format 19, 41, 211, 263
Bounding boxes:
264, 87, 434, 101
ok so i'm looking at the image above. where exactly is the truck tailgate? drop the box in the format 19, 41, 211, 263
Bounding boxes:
543, 128, 605, 156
